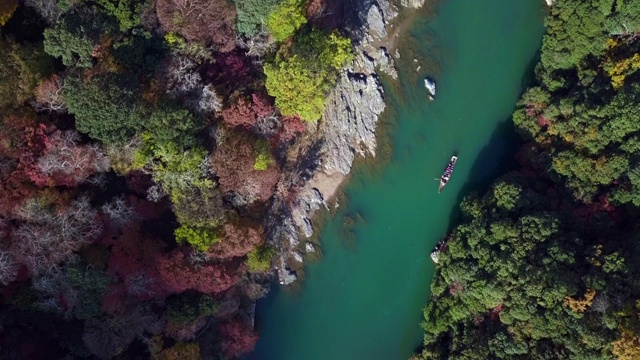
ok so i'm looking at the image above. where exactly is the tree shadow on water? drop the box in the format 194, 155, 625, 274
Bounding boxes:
444, 117, 523, 233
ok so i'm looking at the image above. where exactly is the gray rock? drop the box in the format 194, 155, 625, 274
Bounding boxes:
366, 5, 387, 38
301, 217, 313, 238
400, 0, 425, 9
424, 77, 436, 100
281, 269, 297, 285
305, 242, 317, 253
430, 250, 440, 264
321, 70, 386, 174
292, 186, 326, 238
544, 0, 555, 6
265, 0, 399, 286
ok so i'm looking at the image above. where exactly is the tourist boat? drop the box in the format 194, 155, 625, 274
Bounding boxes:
437, 155, 458, 193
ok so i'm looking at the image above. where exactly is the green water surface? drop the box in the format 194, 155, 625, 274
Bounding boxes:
247, 1, 545, 359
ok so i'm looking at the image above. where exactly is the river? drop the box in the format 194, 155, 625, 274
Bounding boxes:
246, 1, 546, 359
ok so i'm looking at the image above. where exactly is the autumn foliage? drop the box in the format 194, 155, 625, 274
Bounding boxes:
156, 250, 243, 295
212, 129, 280, 203
218, 317, 259, 358
156, 0, 237, 52
208, 221, 265, 259
0, 0, 334, 356
221, 93, 276, 130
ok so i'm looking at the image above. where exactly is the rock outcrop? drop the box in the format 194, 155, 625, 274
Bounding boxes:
400, 0, 425, 8
321, 71, 385, 174
424, 77, 436, 100
267, 0, 405, 285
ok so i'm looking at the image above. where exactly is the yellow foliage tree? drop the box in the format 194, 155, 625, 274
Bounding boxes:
0, 0, 18, 26
563, 288, 596, 313
612, 330, 640, 360
155, 342, 200, 360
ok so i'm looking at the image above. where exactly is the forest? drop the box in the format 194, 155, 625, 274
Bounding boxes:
0, 0, 352, 358
417, 1, 640, 359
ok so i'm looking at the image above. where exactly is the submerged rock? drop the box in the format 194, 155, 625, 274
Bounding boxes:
293, 251, 304, 263
400, 0, 425, 9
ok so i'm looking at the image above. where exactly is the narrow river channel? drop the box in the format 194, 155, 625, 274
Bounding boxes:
247, 1, 546, 359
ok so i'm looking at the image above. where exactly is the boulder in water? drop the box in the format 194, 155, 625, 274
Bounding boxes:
424, 77, 436, 100
430, 250, 440, 264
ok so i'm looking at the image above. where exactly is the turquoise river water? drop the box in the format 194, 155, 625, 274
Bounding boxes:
246, 1, 546, 359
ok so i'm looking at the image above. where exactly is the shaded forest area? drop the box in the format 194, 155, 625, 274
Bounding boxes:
0, 0, 353, 358
417, 1, 640, 359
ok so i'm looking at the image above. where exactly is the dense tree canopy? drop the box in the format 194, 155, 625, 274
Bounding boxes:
236, 0, 283, 35
0, 0, 349, 356
264, 28, 352, 120
63, 74, 148, 143
43, 8, 116, 68
418, 1, 640, 359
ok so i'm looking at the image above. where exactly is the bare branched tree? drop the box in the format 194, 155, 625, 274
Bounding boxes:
236, 28, 275, 59
32, 74, 66, 112
14, 197, 102, 275
253, 114, 280, 137
0, 251, 18, 285
22, 0, 61, 23
166, 56, 201, 97
36, 131, 110, 185
124, 273, 156, 297
146, 184, 166, 202
187, 249, 210, 269
591, 293, 610, 314
193, 84, 223, 114
102, 196, 139, 229
83, 305, 163, 359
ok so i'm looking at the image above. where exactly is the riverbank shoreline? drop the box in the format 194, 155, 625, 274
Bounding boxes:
270, 0, 430, 286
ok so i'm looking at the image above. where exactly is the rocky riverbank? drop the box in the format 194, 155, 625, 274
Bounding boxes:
267, 0, 424, 285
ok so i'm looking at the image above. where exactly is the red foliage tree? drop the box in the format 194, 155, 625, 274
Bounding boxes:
156, 0, 236, 52
218, 317, 258, 358
211, 129, 280, 203
449, 281, 464, 296
0, 117, 46, 215
251, 93, 275, 119
106, 223, 166, 300
156, 250, 243, 295
277, 115, 306, 143
207, 221, 265, 259
217, 50, 250, 85
221, 93, 275, 131
221, 97, 255, 129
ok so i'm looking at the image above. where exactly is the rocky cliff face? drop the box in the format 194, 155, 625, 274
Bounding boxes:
268, 0, 415, 285
320, 0, 400, 176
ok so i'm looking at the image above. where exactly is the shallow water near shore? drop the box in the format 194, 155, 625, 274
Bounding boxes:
245, 1, 545, 359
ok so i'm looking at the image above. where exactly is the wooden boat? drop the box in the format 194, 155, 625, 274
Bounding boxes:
437, 155, 458, 193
